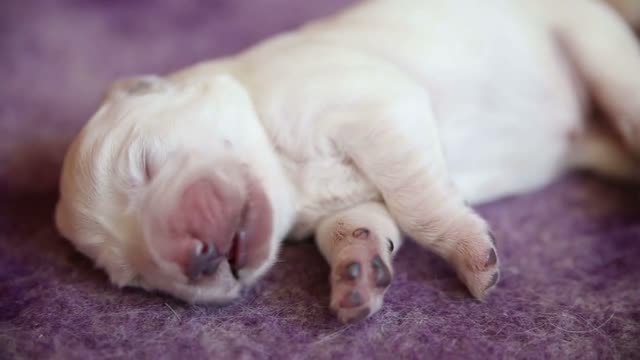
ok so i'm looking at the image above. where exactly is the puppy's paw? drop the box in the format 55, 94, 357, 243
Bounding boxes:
451, 230, 500, 300
329, 228, 392, 324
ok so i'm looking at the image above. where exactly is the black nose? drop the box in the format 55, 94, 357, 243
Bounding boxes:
188, 243, 223, 280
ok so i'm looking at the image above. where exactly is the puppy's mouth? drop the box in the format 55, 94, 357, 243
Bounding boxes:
228, 227, 246, 279
166, 176, 273, 288
225, 187, 269, 281
189, 224, 248, 285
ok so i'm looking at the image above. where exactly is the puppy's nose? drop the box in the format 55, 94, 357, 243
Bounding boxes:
188, 242, 224, 280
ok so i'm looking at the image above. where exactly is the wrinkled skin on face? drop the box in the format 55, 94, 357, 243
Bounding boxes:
55, 75, 296, 303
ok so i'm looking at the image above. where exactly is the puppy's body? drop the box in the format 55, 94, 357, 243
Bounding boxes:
57, 0, 640, 323
172, 0, 591, 234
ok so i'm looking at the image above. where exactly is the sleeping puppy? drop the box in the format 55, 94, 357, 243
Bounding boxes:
55, 0, 640, 323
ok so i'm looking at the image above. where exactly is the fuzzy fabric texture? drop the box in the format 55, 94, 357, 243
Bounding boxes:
1, 1, 639, 359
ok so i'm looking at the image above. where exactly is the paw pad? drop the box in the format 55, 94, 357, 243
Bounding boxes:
344, 262, 361, 280
330, 231, 394, 323
340, 290, 364, 308
372, 255, 392, 288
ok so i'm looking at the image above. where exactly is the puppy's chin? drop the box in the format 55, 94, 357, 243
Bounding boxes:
136, 260, 244, 304
134, 221, 279, 305
135, 254, 276, 305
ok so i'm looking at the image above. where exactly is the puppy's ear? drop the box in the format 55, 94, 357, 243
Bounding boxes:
105, 75, 172, 100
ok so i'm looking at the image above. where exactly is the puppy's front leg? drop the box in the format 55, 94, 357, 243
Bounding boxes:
315, 202, 402, 323
330, 95, 499, 300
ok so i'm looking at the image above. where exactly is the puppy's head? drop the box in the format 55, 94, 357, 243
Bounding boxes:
55, 74, 295, 303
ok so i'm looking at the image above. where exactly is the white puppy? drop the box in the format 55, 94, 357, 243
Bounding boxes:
55, 0, 640, 323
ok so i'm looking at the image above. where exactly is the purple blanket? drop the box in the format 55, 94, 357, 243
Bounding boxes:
1, 1, 639, 358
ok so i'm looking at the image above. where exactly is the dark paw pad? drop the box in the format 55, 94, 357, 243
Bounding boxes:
343, 262, 361, 280
330, 230, 394, 324
372, 255, 392, 288
340, 290, 364, 308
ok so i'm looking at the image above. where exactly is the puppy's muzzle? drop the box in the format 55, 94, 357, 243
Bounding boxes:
142, 157, 273, 286
176, 178, 248, 281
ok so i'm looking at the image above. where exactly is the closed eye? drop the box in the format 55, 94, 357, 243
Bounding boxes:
387, 238, 394, 253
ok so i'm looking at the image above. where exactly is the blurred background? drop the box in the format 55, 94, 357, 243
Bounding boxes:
0, 0, 356, 193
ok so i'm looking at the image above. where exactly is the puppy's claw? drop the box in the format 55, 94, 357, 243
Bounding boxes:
488, 231, 497, 246
452, 230, 500, 300
462, 264, 500, 300
486, 271, 500, 291
485, 248, 497, 268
